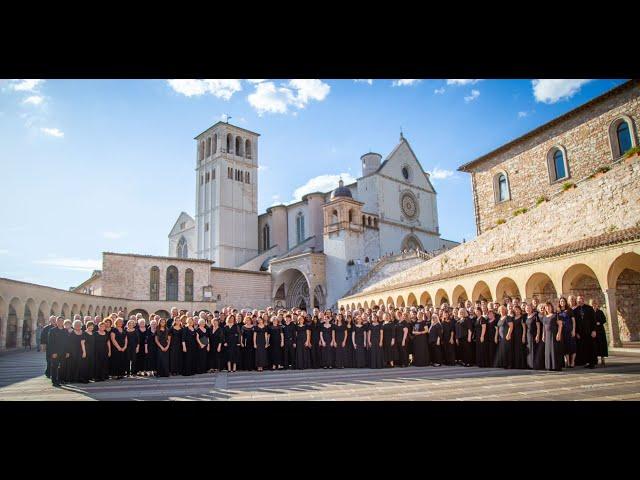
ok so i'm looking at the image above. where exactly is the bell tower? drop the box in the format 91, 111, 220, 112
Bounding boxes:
194, 122, 259, 267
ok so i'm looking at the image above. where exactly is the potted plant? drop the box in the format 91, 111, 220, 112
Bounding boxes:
592, 165, 611, 179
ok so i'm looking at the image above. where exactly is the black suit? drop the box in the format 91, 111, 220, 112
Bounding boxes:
41, 324, 54, 377
574, 304, 597, 367
47, 327, 68, 385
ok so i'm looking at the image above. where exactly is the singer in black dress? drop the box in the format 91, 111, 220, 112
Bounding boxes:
442, 315, 456, 366
524, 304, 545, 370
223, 317, 241, 372
494, 308, 514, 369
294, 319, 310, 370
368, 318, 384, 369
68, 323, 87, 383
182, 320, 198, 376
411, 314, 429, 367
267, 318, 283, 369
110, 319, 127, 379
593, 301, 608, 364
83, 322, 96, 381
208, 319, 225, 372
146, 322, 158, 375
473, 308, 488, 368
241, 320, 255, 371
344, 317, 355, 368
168, 320, 184, 376
94, 322, 110, 381
428, 315, 443, 366
135, 321, 149, 375
155, 319, 171, 377
333, 316, 347, 368
282, 316, 296, 369
319, 320, 334, 368
124, 321, 139, 377
382, 314, 396, 367
511, 306, 527, 369
353, 320, 367, 368
195, 320, 209, 374
485, 310, 498, 368
395, 315, 410, 367
254, 321, 269, 371
309, 316, 322, 369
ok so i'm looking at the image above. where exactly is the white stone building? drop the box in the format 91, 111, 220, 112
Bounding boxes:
168, 122, 457, 309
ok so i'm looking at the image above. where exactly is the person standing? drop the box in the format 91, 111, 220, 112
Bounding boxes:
541, 302, 564, 371
524, 303, 544, 370
294, 315, 310, 370
411, 311, 429, 367
68, 320, 88, 383
267, 316, 284, 370
42, 315, 57, 378
473, 307, 488, 368
135, 318, 149, 376
319, 316, 334, 369
353, 317, 367, 368
94, 321, 111, 381
381, 313, 396, 367
344, 315, 355, 368
110, 318, 127, 379
124, 319, 139, 377
195, 318, 210, 374
282, 314, 296, 370
558, 297, 576, 368
83, 321, 96, 381
428, 313, 443, 366
223, 315, 241, 373
511, 305, 527, 369
208, 318, 224, 372
254, 318, 269, 372
455, 308, 473, 367
485, 309, 498, 368
592, 300, 608, 367
494, 306, 513, 369
146, 318, 158, 376
442, 311, 456, 366
395, 313, 410, 368
309, 314, 322, 369
155, 318, 171, 378
182, 317, 198, 376
48, 317, 67, 387
368, 314, 384, 369
168, 317, 184, 376
333, 314, 347, 369
575, 295, 598, 369
240, 316, 255, 372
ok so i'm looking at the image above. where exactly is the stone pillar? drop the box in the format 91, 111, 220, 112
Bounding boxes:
16, 317, 23, 349
0, 314, 7, 350
604, 288, 623, 347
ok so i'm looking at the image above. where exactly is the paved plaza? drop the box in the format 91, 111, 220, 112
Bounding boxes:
0, 350, 639, 401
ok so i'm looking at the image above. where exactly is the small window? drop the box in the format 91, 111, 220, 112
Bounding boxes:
205, 172, 210, 183
402, 166, 410, 180
212, 169, 215, 180
245, 171, 250, 184
548, 147, 569, 182
200, 175, 204, 185
180, 222, 186, 230
494, 172, 510, 203
205, 223, 209, 232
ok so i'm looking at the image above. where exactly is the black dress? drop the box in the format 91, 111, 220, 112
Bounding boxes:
168, 327, 183, 375
94, 331, 110, 381
494, 317, 513, 369
368, 323, 384, 369
146, 329, 157, 373
474, 316, 488, 367
241, 326, 255, 371
333, 323, 347, 368
254, 325, 269, 369
395, 320, 409, 367
382, 321, 396, 366
320, 324, 334, 368
155, 329, 170, 377
594, 309, 609, 358
294, 323, 310, 370
135, 328, 148, 373
485, 319, 497, 368
353, 325, 367, 368
455, 318, 473, 366
223, 324, 240, 366
310, 320, 322, 369
542, 314, 563, 371
182, 327, 198, 376
83, 331, 96, 380
525, 314, 545, 370
208, 326, 225, 371
283, 322, 296, 369
344, 323, 355, 368
574, 304, 598, 367
428, 322, 443, 365
267, 324, 283, 367
442, 320, 456, 366
512, 316, 527, 369
195, 327, 209, 374
68, 331, 87, 383
125, 329, 138, 376
111, 328, 127, 377
411, 320, 429, 367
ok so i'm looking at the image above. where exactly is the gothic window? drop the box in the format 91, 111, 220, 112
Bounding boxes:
200, 175, 204, 185
245, 171, 250, 184
206, 137, 211, 156
235, 136, 243, 156
205, 223, 209, 232
184, 268, 194, 302
213, 134, 217, 154
166, 266, 178, 301
609, 117, 636, 159
149, 266, 159, 301
263, 224, 270, 251
332, 210, 338, 224
296, 212, 305, 244
226, 133, 232, 153
348, 209, 353, 223
245, 139, 252, 159
199, 141, 205, 161
228, 167, 233, 179
180, 222, 186, 230
212, 168, 215, 180
494, 171, 510, 203
205, 172, 210, 183
547, 146, 569, 183
177, 236, 188, 258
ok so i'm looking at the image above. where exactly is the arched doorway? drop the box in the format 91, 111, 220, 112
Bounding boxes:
155, 310, 171, 320
129, 309, 149, 321
495, 277, 521, 303
562, 263, 604, 306
451, 285, 468, 306
471, 280, 492, 302
273, 269, 316, 311
407, 293, 417, 307
607, 253, 640, 342
419, 291, 432, 307
525, 272, 558, 303
401, 234, 424, 251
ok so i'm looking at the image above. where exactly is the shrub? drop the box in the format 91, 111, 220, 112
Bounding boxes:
562, 181, 575, 191
535, 196, 548, 206
624, 146, 640, 158
496, 218, 506, 225
513, 207, 528, 216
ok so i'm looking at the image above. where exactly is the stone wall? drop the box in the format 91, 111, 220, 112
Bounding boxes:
358, 154, 640, 295
616, 268, 640, 341
466, 82, 639, 234
210, 268, 272, 309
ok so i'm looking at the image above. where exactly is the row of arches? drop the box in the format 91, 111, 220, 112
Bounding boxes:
344, 252, 640, 343
0, 298, 126, 349
199, 133, 253, 161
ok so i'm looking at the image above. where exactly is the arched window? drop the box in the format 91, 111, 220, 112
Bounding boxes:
331, 209, 338, 224
547, 146, 569, 182
184, 268, 194, 302
166, 266, 178, 301
296, 212, 305, 244
263, 224, 270, 251
235, 136, 243, 156
245, 139, 252, 159
494, 172, 510, 203
245, 171, 250, 184
206, 137, 211, 156
149, 266, 159, 301
177, 236, 188, 258
199, 141, 204, 161
617, 121, 632, 157
226, 133, 232, 153
213, 134, 217, 154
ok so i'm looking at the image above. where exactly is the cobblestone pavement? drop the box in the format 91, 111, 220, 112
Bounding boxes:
1, 350, 639, 401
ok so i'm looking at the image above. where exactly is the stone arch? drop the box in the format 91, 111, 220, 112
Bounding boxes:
50, 301, 59, 316
24, 298, 36, 340
272, 268, 313, 311
363, 301, 369, 309
406, 293, 417, 306
378, 299, 385, 306
546, 145, 570, 183
386, 296, 394, 307
562, 263, 604, 302
7, 297, 22, 348
435, 288, 449, 306
129, 309, 149, 321
451, 285, 468, 306
107, 306, 113, 316
245, 139, 252, 158
350, 303, 356, 310
525, 272, 558, 303
608, 115, 638, 159
0, 296, 6, 347
312, 285, 325, 310
61, 303, 70, 318
607, 252, 640, 342
38, 301, 48, 327
495, 277, 521, 303
471, 280, 492, 302
419, 291, 432, 307
396, 295, 405, 307
493, 170, 511, 203
401, 234, 423, 252
226, 133, 233, 153
607, 252, 640, 289
235, 136, 243, 156
155, 310, 171, 320
79, 304, 86, 317
357, 302, 362, 309
71, 304, 79, 318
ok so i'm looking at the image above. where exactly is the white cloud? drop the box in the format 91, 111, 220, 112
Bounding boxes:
392, 79, 421, 87
428, 167, 455, 180
167, 79, 242, 100
34, 258, 101, 272
247, 79, 267, 84
447, 79, 481, 86
103, 231, 126, 240
247, 79, 330, 115
532, 79, 591, 104
8, 79, 44, 92
23, 95, 44, 106
291, 173, 357, 202
41, 127, 64, 138
354, 79, 373, 85
464, 89, 480, 103
434, 87, 445, 94
518, 111, 529, 118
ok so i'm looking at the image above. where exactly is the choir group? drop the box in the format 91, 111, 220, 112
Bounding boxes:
41, 294, 610, 387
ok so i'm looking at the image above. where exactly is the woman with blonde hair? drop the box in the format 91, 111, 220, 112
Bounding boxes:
240, 315, 255, 371
494, 305, 513, 369
124, 318, 139, 377
168, 315, 183, 376
110, 317, 127, 379
182, 316, 198, 376
223, 314, 241, 372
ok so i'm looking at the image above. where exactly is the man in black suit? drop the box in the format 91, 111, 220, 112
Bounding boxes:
575, 295, 598, 369
47, 317, 68, 386
41, 315, 57, 378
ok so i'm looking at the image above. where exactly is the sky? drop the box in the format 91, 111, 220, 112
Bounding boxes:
0, 78, 626, 290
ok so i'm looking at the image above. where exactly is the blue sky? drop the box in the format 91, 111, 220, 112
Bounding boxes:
0, 78, 626, 290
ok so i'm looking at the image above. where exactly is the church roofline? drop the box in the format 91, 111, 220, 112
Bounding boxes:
194, 121, 261, 140
457, 79, 638, 173
103, 252, 214, 264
